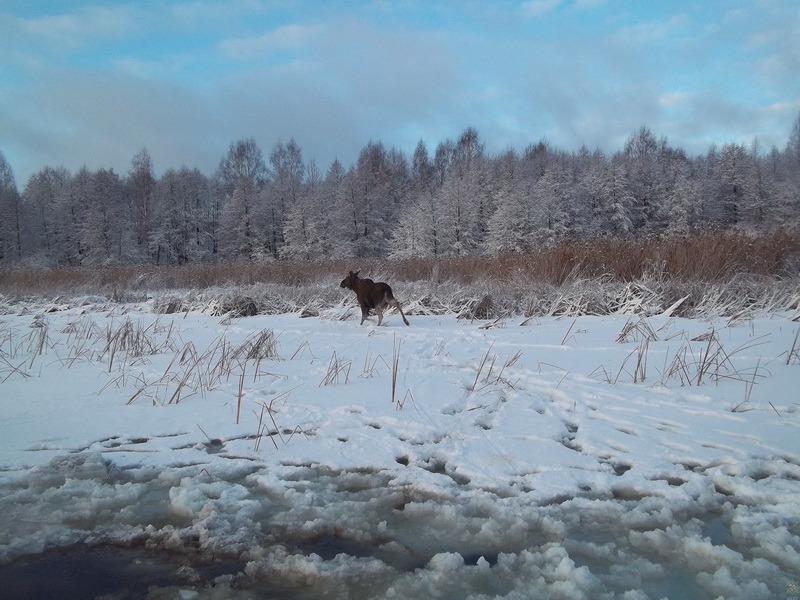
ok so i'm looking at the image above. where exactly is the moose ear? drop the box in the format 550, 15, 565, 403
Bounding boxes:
354, 270, 360, 276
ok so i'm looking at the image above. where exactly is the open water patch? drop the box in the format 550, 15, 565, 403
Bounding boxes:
0, 544, 247, 600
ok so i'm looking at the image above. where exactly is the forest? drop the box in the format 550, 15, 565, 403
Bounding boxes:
1, 114, 799, 269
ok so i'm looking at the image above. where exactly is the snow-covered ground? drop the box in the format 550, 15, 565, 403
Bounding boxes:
1, 298, 799, 599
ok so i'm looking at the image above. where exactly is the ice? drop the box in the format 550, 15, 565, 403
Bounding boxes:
0, 304, 799, 598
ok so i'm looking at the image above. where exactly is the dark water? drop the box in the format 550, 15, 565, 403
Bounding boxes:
0, 544, 244, 600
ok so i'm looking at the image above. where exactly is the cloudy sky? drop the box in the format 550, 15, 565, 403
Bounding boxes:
1, 0, 798, 185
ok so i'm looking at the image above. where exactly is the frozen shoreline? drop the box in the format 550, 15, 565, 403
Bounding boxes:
1, 304, 799, 598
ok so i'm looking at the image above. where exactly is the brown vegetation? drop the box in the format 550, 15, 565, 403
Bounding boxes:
1, 230, 798, 315
392, 228, 800, 284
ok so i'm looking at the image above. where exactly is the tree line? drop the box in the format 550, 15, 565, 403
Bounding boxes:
1, 115, 799, 268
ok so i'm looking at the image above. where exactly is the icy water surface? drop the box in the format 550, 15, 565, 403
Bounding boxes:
0, 544, 247, 599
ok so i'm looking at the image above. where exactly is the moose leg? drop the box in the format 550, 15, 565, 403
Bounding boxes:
389, 299, 410, 326
375, 306, 384, 327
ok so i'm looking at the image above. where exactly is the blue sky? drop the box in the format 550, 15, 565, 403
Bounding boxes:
1, 0, 798, 185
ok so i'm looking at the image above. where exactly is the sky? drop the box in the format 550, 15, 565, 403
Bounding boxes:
1, 0, 799, 186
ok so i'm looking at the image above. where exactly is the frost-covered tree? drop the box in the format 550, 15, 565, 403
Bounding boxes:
433, 139, 455, 186
262, 139, 304, 257
0, 152, 22, 264
320, 159, 348, 258
485, 149, 532, 254
150, 170, 180, 265
522, 140, 551, 183
663, 173, 699, 235
787, 110, 800, 174
150, 167, 212, 264
335, 141, 403, 257
217, 138, 268, 260
530, 164, 573, 246
650, 141, 690, 231
389, 140, 442, 258
385, 147, 410, 211
269, 139, 305, 212
623, 126, 664, 232
217, 138, 268, 193
691, 147, 721, 226
412, 139, 435, 190
77, 168, 133, 265
334, 168, 361, 257
182, 167, 215, 261
575, 149, 610, 238
766, 144, 800, 226
437, 170, 477, 256
453, 126, 484, 172
604, 162, 635, 236
435, 128, 491, 256
220, 179, 260, 259
736, 139, 772, 228
389, 195, 427, 259
282, 160, 330, 260
128, 147, 155, 257
717, 143, 752, 226
4, 115, 799, 265
22, 166, 72, 266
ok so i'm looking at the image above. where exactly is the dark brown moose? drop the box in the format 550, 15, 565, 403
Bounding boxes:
340, 271, 410, 327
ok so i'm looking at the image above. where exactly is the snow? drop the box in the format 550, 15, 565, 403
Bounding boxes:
1, 299, 799, 598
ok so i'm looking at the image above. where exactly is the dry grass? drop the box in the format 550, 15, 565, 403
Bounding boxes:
394, 228, 800, 284
612, 319, 774, 400
1, 229, 799, 320
2, 229, 798, 295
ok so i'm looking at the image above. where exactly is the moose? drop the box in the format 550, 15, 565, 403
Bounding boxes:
340, 271, 410, 327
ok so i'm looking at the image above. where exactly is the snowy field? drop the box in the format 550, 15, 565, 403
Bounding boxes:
1, 297, 799, 599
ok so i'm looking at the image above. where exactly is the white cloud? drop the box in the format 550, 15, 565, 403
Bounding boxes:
659, 92, 692, 108
615, 14, 691, 43
168, 0, 271, 28
19, 5, 137, 48
220, 24, 321, 60
521, 0, 562, 19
